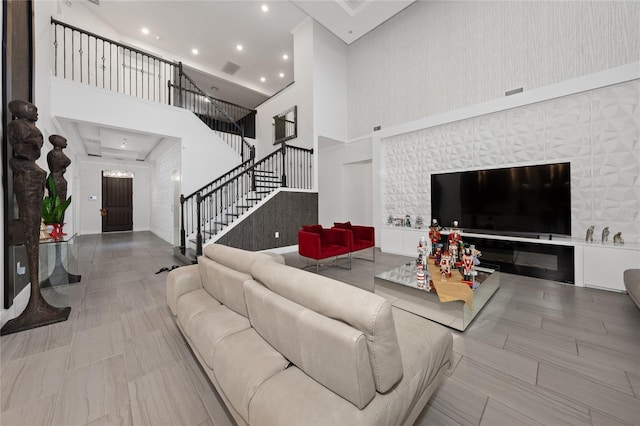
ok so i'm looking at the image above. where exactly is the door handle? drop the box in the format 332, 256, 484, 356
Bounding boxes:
100, 208, 108, 217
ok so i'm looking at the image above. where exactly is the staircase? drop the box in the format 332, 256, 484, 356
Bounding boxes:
49, 19, 314, 262
176, 142, 314, 263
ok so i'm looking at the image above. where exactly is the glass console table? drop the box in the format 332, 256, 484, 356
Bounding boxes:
374, 261, 500, 331
39, 233, 82, 308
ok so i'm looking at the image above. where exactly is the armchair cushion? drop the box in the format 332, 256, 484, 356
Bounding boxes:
333, 223, 375, 253
298, 227, 351, 261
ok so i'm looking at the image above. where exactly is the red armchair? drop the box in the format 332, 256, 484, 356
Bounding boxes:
298, 225, 352, 271
333, 222, 376, 262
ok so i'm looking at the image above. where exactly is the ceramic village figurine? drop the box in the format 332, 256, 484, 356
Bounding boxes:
415, 216, 424, 229
440, 252, 451, 281
601, 227, 610, 243
462, 247, 474, 282
613, 232, 624, 245
429, 219, 441, 256
585, 225, 595, 243
405, 214, 411, 227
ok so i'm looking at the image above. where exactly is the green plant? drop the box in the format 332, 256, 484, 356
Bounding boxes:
42, 175, 72, 224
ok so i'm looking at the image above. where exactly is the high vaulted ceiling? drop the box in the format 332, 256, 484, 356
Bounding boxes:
65, 0, 415, 161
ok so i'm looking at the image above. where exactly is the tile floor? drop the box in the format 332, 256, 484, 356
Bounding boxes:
0, 233, 638, 426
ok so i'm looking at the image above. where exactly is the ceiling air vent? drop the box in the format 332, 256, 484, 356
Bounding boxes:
87, 0, 100, 5
222, 61, 241, 75
85, 138, 101, 145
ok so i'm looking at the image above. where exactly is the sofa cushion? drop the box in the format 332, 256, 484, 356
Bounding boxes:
203, 243, 284, 275
249, 308, 453, 426
189, 305, 251, 370
176, 288, 221, 337
166, 264, 202, 315
250, 259, 403, 393
244, 279, 376, 409
198, 255, 251, 317
212, 328, 289, 424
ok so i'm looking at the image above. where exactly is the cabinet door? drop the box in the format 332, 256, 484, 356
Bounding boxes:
583, 246, 640, 291
381, 228, 405, 255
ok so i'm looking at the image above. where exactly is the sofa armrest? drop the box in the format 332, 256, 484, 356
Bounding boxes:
298, 230, 322, 259
166, 264, 203, 315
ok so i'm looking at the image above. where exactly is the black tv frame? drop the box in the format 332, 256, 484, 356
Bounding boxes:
430, 162, 572, 239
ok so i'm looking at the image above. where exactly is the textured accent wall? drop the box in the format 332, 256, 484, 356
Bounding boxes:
348, 1, 640, 139
150, 142, 181, 244
381, 79, 640, 241
216, 191, 318, 251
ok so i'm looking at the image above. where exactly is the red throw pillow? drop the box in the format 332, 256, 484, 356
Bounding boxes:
302, 224, 323, 234
334, 221, 352, 229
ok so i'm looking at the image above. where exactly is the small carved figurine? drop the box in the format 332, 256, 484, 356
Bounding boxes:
585, 225, 595, 243
429, 220, 441, 256
416, 262, 426, 289
601, 227, 610, 243
613, 232, 624, 245
440, 252, 451, 281
462, 248, 474, 282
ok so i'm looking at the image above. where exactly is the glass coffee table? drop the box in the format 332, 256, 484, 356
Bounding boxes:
374, 261, 500, 331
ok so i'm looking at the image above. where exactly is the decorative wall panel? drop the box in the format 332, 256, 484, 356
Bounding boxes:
150, 143, 181, 244
381, 79, 640, 242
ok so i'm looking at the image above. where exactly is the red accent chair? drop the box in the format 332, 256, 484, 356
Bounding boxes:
333, 222, 376, 262
298, 225, 352, 271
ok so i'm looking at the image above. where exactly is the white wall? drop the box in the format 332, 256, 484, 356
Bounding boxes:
78, 159, 151, 235
255, 18, 314, 161
313, 22, 348, 144
50, 78, 240, 196
348, 1, 640, 139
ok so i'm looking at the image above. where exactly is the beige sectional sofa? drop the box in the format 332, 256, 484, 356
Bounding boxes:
167, 244, 453, 425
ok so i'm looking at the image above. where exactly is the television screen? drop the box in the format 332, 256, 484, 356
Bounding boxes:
431, 163, 571, 236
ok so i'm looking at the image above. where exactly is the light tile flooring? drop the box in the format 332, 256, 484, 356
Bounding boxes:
0, 233, 638, 425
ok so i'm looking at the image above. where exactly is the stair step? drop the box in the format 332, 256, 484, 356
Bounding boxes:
255, 191, 271, 194
255, 176, 280, 180
255, 170, 276, 175
237, 205, 252, 209
214, 221, 228, 226
226, 213, 239, 217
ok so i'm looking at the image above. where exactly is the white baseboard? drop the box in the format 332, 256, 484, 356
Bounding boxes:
0, 284, 31, 327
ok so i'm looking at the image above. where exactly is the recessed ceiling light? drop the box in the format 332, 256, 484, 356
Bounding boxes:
236, 44, 243, 51
279, 73, 284, 78
155, 35, 161, 40
282, 54, 289, 60
261, 4, 269, 12
260, 77, 266, 82
192, 48, 199, 55
141, 27, 150, 35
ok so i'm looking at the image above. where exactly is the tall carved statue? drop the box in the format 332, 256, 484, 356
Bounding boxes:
47, 134, 71, 202
1, 100, 70, 335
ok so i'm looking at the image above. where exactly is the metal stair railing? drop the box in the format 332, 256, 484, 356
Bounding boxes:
50, 19, 256, 160
173, 64, 255, 162
184, 143, 314, 255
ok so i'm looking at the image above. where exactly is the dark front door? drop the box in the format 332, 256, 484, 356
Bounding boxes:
102, 176, 133, 232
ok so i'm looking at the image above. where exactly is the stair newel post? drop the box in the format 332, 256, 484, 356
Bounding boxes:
196, 193, 203, 256
180, 194, 186, 250
178, 62, 184, 108
281, 142, 287, 187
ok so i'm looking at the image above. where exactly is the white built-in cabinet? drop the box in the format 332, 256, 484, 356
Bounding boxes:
380, 227, 640, 292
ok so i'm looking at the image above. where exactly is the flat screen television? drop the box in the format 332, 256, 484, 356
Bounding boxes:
431, 162, 571, 236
